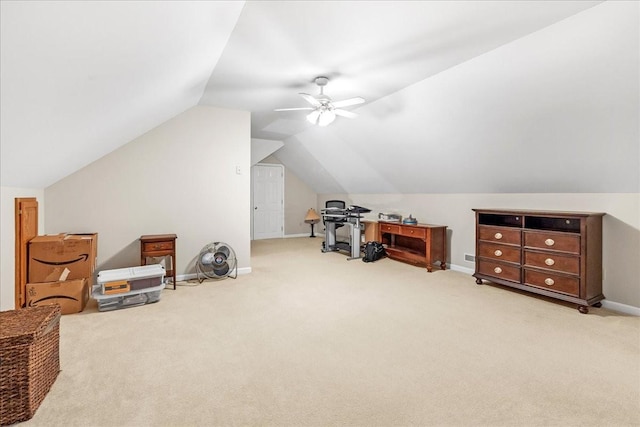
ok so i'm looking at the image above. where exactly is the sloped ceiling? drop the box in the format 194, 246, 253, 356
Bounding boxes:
0, 1, 244, 187
2, 1, 638, 193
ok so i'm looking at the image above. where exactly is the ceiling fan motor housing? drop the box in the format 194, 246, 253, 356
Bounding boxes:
314, 76, 329, 87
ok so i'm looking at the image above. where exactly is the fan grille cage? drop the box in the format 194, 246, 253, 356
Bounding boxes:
196, 242, 237, 282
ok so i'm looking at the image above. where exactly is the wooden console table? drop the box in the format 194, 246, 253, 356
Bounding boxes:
378, 222, 447, 272
140, 234, 177, 290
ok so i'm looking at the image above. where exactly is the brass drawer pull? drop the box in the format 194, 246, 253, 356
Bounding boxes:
545, 238, 555, 246
494, 267, 502, 274
494, 250, 502, 256
545, 258, 555, 266
494, 232, 503, 240
544, 278, 555, 286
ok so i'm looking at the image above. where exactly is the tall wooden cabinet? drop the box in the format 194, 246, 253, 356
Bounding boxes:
472, 209, 605, 313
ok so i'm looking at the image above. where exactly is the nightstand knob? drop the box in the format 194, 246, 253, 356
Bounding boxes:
494, 250, 502, 257
494, 233, 503, 240
544, 278, 555, 286
494, 267, 502, 274
545, 258, 555, 266
545, 238, 555, 246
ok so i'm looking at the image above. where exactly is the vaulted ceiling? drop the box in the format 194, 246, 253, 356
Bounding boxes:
2, 1, 638, 193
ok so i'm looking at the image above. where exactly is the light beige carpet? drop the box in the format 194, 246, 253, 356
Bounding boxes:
23, 237, 640, 426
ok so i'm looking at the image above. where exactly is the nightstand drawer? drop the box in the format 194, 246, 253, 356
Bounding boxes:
524, 251, 579, 275
524, 231, 580, 254
477, 259, 521, 283
524, 269, 579, 296
478, 226, 521, 245
143, 241, 174, 252
478, 242, 521, 263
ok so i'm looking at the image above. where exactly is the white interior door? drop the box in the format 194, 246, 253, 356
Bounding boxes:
252, 164, 284, 240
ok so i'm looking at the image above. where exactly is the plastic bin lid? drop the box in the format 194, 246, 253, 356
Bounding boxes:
97, 264, 165, 284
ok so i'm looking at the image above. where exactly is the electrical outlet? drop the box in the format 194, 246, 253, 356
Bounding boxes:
236, 165, 242, 175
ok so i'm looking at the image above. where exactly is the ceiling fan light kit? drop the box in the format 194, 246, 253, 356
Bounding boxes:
276, 76, 364, 126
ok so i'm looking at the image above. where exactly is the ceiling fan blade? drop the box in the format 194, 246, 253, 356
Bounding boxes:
274, 107, 315, 111
334, 109, 358, 119
299, 93, 321, 107
331, 97, 365, 108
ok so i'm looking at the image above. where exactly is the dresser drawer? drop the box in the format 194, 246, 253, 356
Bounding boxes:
524, 269, 579, 297
477, 260, 521, 283
523, 250, 579, 275
478, 242, 521, 264
478, 226, 521, 245
399, 226, 426, 239
524, 231, 580, 254
379, 223, 401, 234
143, 241, 174, 252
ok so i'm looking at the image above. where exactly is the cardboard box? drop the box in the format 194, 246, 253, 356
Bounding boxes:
26, 278, 89, 315
28, 233, 97, 284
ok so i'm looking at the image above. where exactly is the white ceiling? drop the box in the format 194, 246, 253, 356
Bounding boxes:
2, 1, 638, 193
1, 1, 244, 187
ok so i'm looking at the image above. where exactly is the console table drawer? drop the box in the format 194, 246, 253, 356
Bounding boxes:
379, 223, 401, 234
478, 242, 521, 263
478, 226, 521, 245
399, 226, 426, 239
477, 260, 520, 283
524, 269, 579, 296
524, 251, 579, 275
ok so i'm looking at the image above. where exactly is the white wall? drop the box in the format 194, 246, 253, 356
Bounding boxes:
44, 106, 251, 281
320, 193, 640, 310
0, 186, 45, 310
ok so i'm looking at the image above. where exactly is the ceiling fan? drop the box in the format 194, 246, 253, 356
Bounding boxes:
275, 76, 365, 126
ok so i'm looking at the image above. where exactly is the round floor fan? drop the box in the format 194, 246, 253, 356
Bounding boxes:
196, 242, 237, 282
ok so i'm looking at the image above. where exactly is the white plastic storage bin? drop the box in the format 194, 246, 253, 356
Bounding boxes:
97, 264, 165, 294
92, 282, 165, 312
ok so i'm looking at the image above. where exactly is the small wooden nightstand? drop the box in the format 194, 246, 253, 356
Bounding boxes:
140, 234, 177, 290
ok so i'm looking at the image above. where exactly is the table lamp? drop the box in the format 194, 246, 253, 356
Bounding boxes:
304, 208, 321, 238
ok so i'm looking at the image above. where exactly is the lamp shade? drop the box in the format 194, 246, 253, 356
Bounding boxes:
317, 109, 336, 127
304, 208, 320, 223
306, 110, 321, 124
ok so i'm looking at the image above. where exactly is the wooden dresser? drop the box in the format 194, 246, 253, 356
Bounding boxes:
472, 209, 605, 313
379, 222, 447, 272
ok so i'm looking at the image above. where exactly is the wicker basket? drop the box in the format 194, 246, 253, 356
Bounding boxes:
0, 305, 61, 426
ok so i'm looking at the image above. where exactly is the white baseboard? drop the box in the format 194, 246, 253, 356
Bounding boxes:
284, 233, 310, 238
448, 263, 474, 275
177, 267, 251, 282
600, 300, 640, 316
